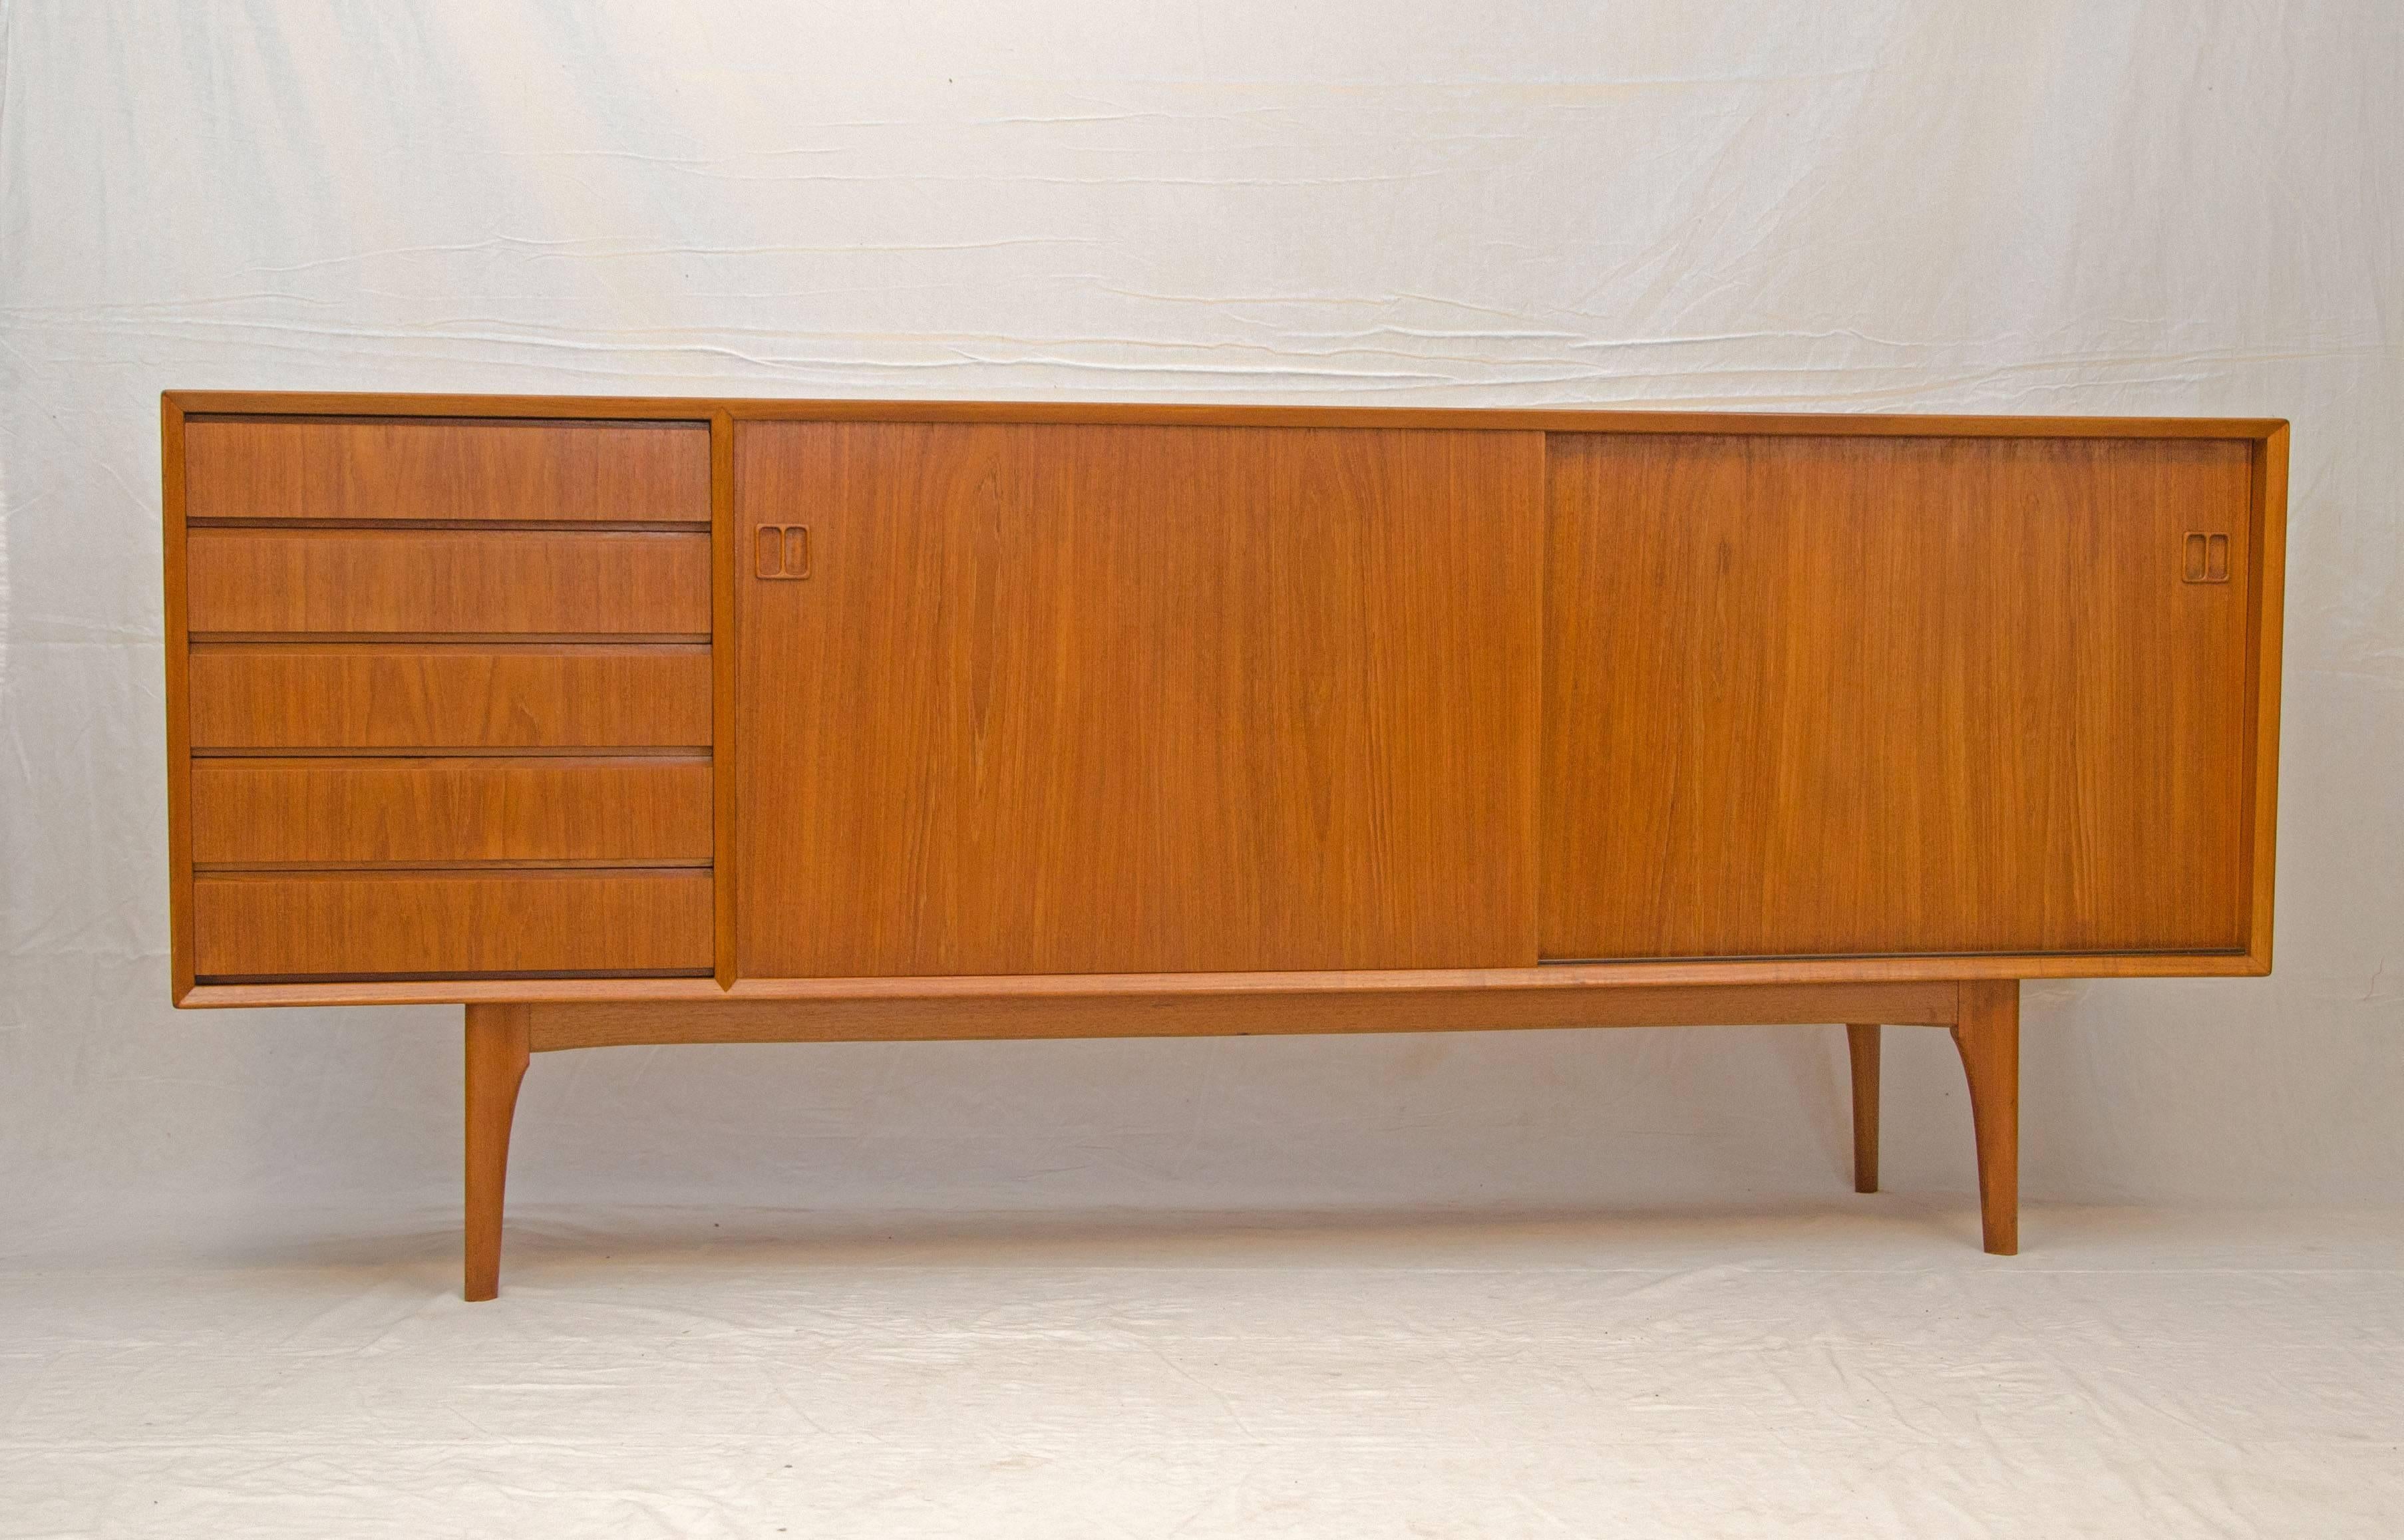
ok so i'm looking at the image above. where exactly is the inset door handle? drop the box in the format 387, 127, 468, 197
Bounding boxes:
2182, 532, 2229, 584
757, 524, 810, 580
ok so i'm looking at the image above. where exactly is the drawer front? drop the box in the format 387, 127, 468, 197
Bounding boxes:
185, 418, 709, 524
188, 644, 712, 748
186, 530, 709, 635
191, 757, 713, 866
171, 408, 724, 993
193, 870, 713, 978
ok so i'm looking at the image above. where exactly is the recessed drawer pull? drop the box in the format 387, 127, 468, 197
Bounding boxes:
755, 524, 810, 579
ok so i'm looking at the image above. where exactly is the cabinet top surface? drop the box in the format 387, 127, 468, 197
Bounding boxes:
162, 390, 2287, 440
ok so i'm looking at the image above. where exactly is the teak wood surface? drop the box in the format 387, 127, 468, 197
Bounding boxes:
735, 420, 1544, 978
156, 392, 2281, 1289
187, 643, 713, 751
190, 756, 713, 867
193, 867, 715, 980
463, 1003, 531, 1303
185, 416, 710, 524
1542, 432, 2254, 959
160, 390, 2286, 1001
186, 528, 709, 637
1846, 1024, 1882, 1194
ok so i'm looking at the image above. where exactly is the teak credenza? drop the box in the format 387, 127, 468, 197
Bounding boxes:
159, 393, 2288, 1299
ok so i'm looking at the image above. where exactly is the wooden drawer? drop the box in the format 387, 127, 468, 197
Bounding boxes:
185, 418, 709, 524
188, 644, 711, 749
186, 530, 709, 635
191, 757, 713, 866
193, 869, 714, 979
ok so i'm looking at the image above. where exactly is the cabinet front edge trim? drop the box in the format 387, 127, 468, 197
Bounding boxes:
174, 949, 2267, 1008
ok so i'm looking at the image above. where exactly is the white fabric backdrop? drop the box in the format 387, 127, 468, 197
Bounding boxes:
2, 0, 2398, 1250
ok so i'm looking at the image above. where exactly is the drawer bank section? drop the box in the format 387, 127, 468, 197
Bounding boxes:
169, 413, 715, 984
162, 398, 2286, 1000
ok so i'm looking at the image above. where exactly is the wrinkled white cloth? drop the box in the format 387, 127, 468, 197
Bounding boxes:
7, 1203, 2403, 1537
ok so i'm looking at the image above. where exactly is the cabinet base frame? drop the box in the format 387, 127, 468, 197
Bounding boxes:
462, 978, 2021, 1300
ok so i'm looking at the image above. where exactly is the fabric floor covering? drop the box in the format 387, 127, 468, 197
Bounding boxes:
4, 1200, 2400, 1537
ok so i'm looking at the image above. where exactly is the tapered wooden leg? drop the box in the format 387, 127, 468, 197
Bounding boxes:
1844, 1024, 1880, 1193
1950, 981, 2020, 1256
464, 1002, 532, 1302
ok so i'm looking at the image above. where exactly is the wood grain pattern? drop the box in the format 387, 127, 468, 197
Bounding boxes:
188, 643, 711, 750
191, 756, 712, 866
463, 1002, 531, 1302
522, 985, 1952, 1047
174, 941, 2282, 1008
162, 395, 196, 999
186, 529, 708, 635
158, 394, 2286, 1011
1952, 981, 2020, 1255
709, 410, 739, 989
193, 869, 713, 979
1846, 1024, 1880, 1193
184, 418, 709, 524
168, 937, 2282, 1008
526, 980, 1963, 1050
735, 420, 1544, 979
1542, 433, 2256, 961
2242, 426, 2289, 971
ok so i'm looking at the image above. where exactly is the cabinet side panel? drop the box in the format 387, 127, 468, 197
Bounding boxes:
737, 422, 1544, 977
711, 410, 738, 987
2240, 424, 2288, 969
1542, 432, 2255, 960
162, 397, 195, 999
